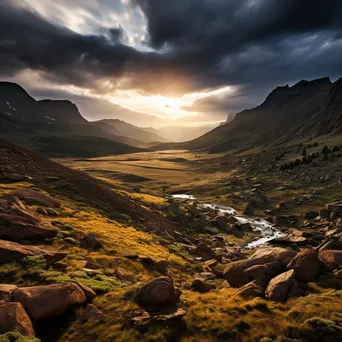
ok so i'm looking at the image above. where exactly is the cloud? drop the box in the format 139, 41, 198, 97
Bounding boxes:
1, 0, 342, 125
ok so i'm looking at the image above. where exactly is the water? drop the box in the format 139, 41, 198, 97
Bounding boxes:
170, 194, 281, 249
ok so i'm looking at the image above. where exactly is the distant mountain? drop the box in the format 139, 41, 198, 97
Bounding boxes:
92, 119, 170, 144
0, 82, 147, 156
156, 77, 341, 152
154, 125, 217, 142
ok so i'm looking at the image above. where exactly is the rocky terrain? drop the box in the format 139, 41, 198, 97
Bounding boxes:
0, 137, 341, 342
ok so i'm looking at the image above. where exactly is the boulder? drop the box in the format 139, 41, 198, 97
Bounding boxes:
0, 213, 58, 241
250, 247, 297, 265
243, 261, 282, 285
133, 276, 180, 311
0, 239, 66, 265
116, 267, 134, 283
243, 203, 254, 216
12, 189, 61, 208
0, 302, 35, 336
287, 249, 319, 282
319, 250, 342, 271
80, 233, 102, 250
84, 304, 105, 321
326, 203, 342, 215
224, 248, 297, 287
203, 259, 218, 268
0, 284, 17, 302
319, 209, 330, 219
305, 211, 319, 219
12, 283, 87, 321
129, 308, 187, 329
195, 242, 216, 261
192, 279, 216, 293
74, 282, 96, 301
265, 270, 301, 302
234, 280, 264, 299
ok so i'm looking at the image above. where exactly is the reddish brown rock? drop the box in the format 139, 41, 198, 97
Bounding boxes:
0, 284, 17, 302
74, 282, 96, 300
12, 188, 61, 208
12, 283, 87, 321
0, 239, 66, 265
84, 304, 104, 321
265, 270, 301, 302
192, 278, 216, 293
116, 267, 134, 283
223, 248, 294, 287
234, 280, 265, 299
195, 242, 216, 261
133, 276, 180, 311
319, 250, 342, 270
287, 249, 319, 282
0, 213, 58, 241
0, 302, 35, 336
244, 261, 282, 285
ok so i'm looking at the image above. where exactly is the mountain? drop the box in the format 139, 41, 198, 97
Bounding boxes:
156, 77, 341, 152
154, 125, 217, 142
92, 119, 170, 143
0, 82, 148, 156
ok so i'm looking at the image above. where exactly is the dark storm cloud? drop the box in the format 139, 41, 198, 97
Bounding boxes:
1, 0, 342, 116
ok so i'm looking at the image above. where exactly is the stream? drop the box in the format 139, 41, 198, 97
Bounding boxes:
170, 194, 282, 249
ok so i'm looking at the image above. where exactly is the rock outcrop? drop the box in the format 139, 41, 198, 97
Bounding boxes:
287, 249, 319, 282
11, 188, 61, 208
133, 276, 180, 311
0, 302, 35, 336
12, 283, 87, 320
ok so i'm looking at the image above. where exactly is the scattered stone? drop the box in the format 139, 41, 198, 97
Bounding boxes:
319, 250, 342, 271
305, 211, 319, 219
319, 209, 330, 219
84, 304, 105, 321
192, 278, 216, 293
133, 276, 180, 311
243, 203, 254, 216
326, 203, 342, 215
203, 259, 218, 268
0, 302, 35, 336
80, 233, 102, 251
128, 308, 187, 329
234, 280, 264, 299
37, 207, 48, 215
195, 242, 216, 261
12, 188, 61, 208
0, 239, 66, 265
265, 270, 302, 302
204, 226, 219, 234
12, 283, 87, 320
194, 272, 216, 281
155, 260, 168, 274
116, 267, 134, 283
0, 284, 17, 302
0, 213, 58, 241
287, 249, 319, 282
74, 282, 96, 301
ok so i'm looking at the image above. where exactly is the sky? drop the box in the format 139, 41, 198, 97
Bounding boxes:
1, 0, 342, 127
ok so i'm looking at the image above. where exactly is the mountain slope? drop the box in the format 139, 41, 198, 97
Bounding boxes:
92, 119, 170, 143
0, 82, 149, 156
156, 77, 341, 152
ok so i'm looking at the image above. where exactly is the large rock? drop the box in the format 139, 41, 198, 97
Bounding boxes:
265, 270, 301, 302
12, 189, 61, 208
0, 302, 35, 336
0, 284, 17, 302
250, 247, 298, 265
243, 261, 282, 286
133, 276, 180, 311
0, 239, 66, 265
195, 242, 216, 261
224, 248, 296, 287
192, 278, 216, 293
319, 250, 342, 271
234, 280, 264, 299
12, 283, 87, 321
0, 213, 58, 241
287, 249, 319, 282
